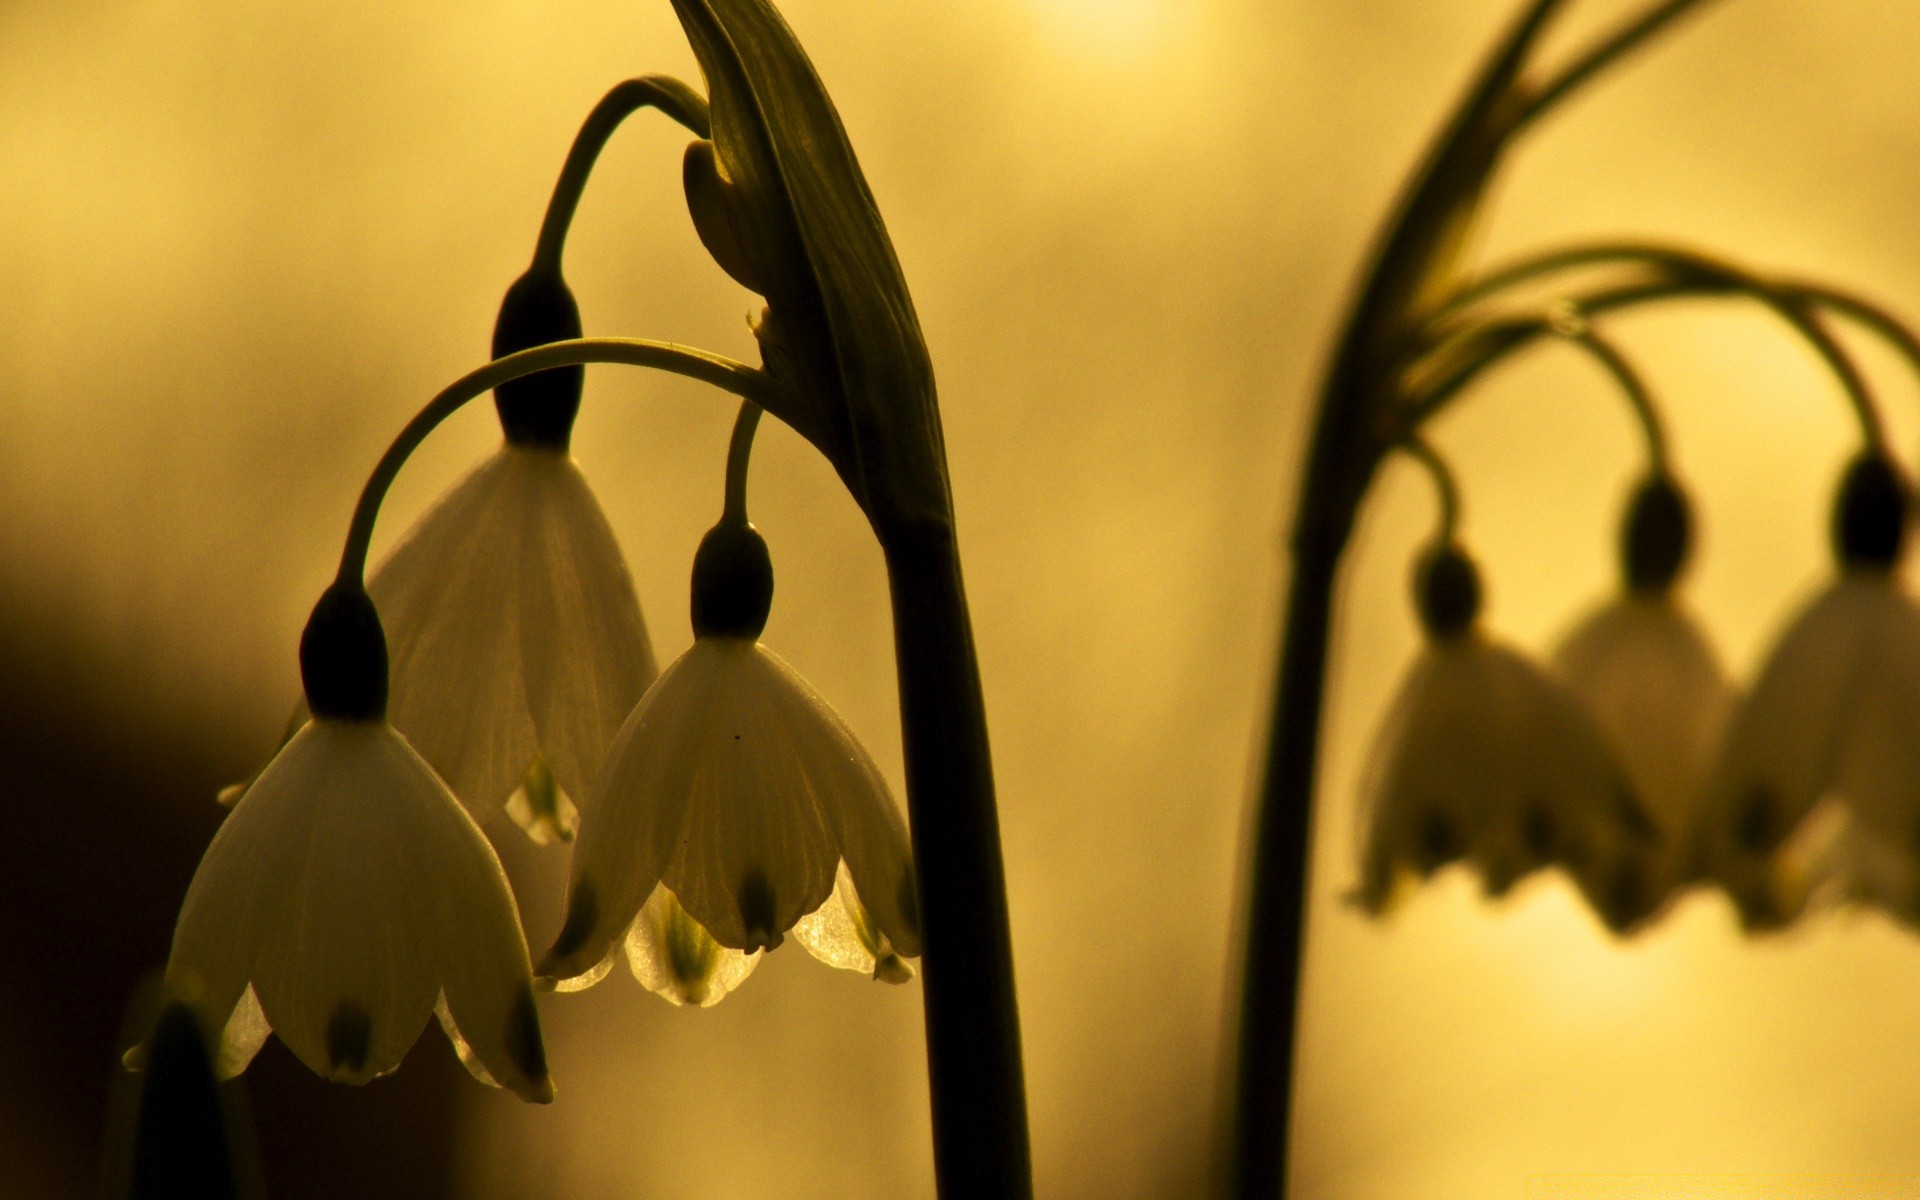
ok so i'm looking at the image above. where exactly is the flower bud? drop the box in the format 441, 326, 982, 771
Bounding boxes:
691, 521, 774, 639
1621, 475, 1692, 594
1414, 542, 1481, 639
492, 269, 585, 450
299, 582, 388, 721
1832, 453, 1909, 570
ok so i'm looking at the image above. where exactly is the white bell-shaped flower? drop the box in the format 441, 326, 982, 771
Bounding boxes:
170, 718, 554, 1101
540, 521, 918, 1001
367, 443, 656, 838
1555, 595, 1732, 837
1695, 573, 1920, 926
1356, 544, 1663, 932
1551, 478, 1734, 907
1695, 455, 1920, 928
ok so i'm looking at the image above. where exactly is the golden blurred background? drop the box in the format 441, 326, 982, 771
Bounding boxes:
7, 0, 1920, 1196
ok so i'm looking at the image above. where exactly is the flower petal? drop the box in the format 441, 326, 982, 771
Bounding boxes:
242, 724, 442, 1085
541, 647, 726, 984
370, 450, 541, 823
513, 451, 656, 808
624, 886, 761, 1006
754, 645, 919, 957
656, 642, 840, 952
1554, 594, 1733, 837
1696, 575, 1920, 926
170, 723, 329, 1068
1357, 637, 1657, 927
793, 862, 915, 982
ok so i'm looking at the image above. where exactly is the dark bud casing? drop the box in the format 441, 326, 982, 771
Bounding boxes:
300, 582, 388, 721
691, 521, 774, 639
1415, 542, 1481, 639
1622, 475, 1692, 594
1833, 453, 1909, 569
492, 269, 584, 450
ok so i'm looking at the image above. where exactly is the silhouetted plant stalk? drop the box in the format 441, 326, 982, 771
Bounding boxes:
1221, 1, 1920, 1195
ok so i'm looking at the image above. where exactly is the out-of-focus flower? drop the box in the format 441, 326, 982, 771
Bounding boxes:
1553, 477, 1734, 907
1357, 543, 1663, 932
363, 443, 654, 840
172, 587, 552, 1100
1695, 454, 1920, 929
539, 521, 918, 1001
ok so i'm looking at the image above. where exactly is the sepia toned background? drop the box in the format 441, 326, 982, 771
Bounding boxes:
7, 0, 1920, 1196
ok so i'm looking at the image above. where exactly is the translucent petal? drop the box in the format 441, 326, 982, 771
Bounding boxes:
540, 646, 724, 984
1554, 595, 1733, 837
170, 723, 330, 1064
513, 451, 657, 809
392, 739, 552, 1104
1697, 575, 1920, 926
216, 985, 273, 1080
504, 757, 579, 846
371, 450, 542, 822
624, 886, 761, 1007
1357, 636, 1657, 928
655, 642, 840, 952
756, 647, 921, 957
245, 724, 443, 1085
367, 446, 654, 830
793, 862, 916, 982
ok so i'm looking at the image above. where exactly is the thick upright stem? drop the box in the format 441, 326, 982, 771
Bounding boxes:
1228, 534, 1344, 1200
882, 520, 1032, 1200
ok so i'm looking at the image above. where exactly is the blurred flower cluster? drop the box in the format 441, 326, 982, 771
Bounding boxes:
1356, 348, 1920, 940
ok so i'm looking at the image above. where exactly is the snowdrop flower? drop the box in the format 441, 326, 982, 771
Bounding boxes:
242, 272, 656, 844
539, 518, 920, 1001
1553, 477, 1733, 893
1357, 542, 1663, 932
367, 440, 656, 840
171, 584, 553, 1101
1695, 454, 1920, 928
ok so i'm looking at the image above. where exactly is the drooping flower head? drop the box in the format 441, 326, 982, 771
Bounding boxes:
368, 442, 656, 842
1695, 454, 1920, 929
540, 515, 919, 1004
171, 583, 553, 1100
1553, 475, 1733, 898
1357, 541, 1664, 932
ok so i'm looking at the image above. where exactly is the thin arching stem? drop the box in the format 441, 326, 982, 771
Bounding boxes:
1514, 0, 1725, 132
1397, 434, 1462, 545
722, 400, 763, 525
1792, 283, 1920, 384
336, 338, 768, 585
1551, 314, 1670, 474
1416, 253, 1888, 450
531, 77, 710, 274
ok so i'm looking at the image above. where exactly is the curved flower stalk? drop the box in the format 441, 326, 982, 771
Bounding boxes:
1358, 530, 1662, 931
541, 406, 919, 1003
1694, 455, 1920, 929
1553, 477, 1733, 905
170, 585, 553, 1102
